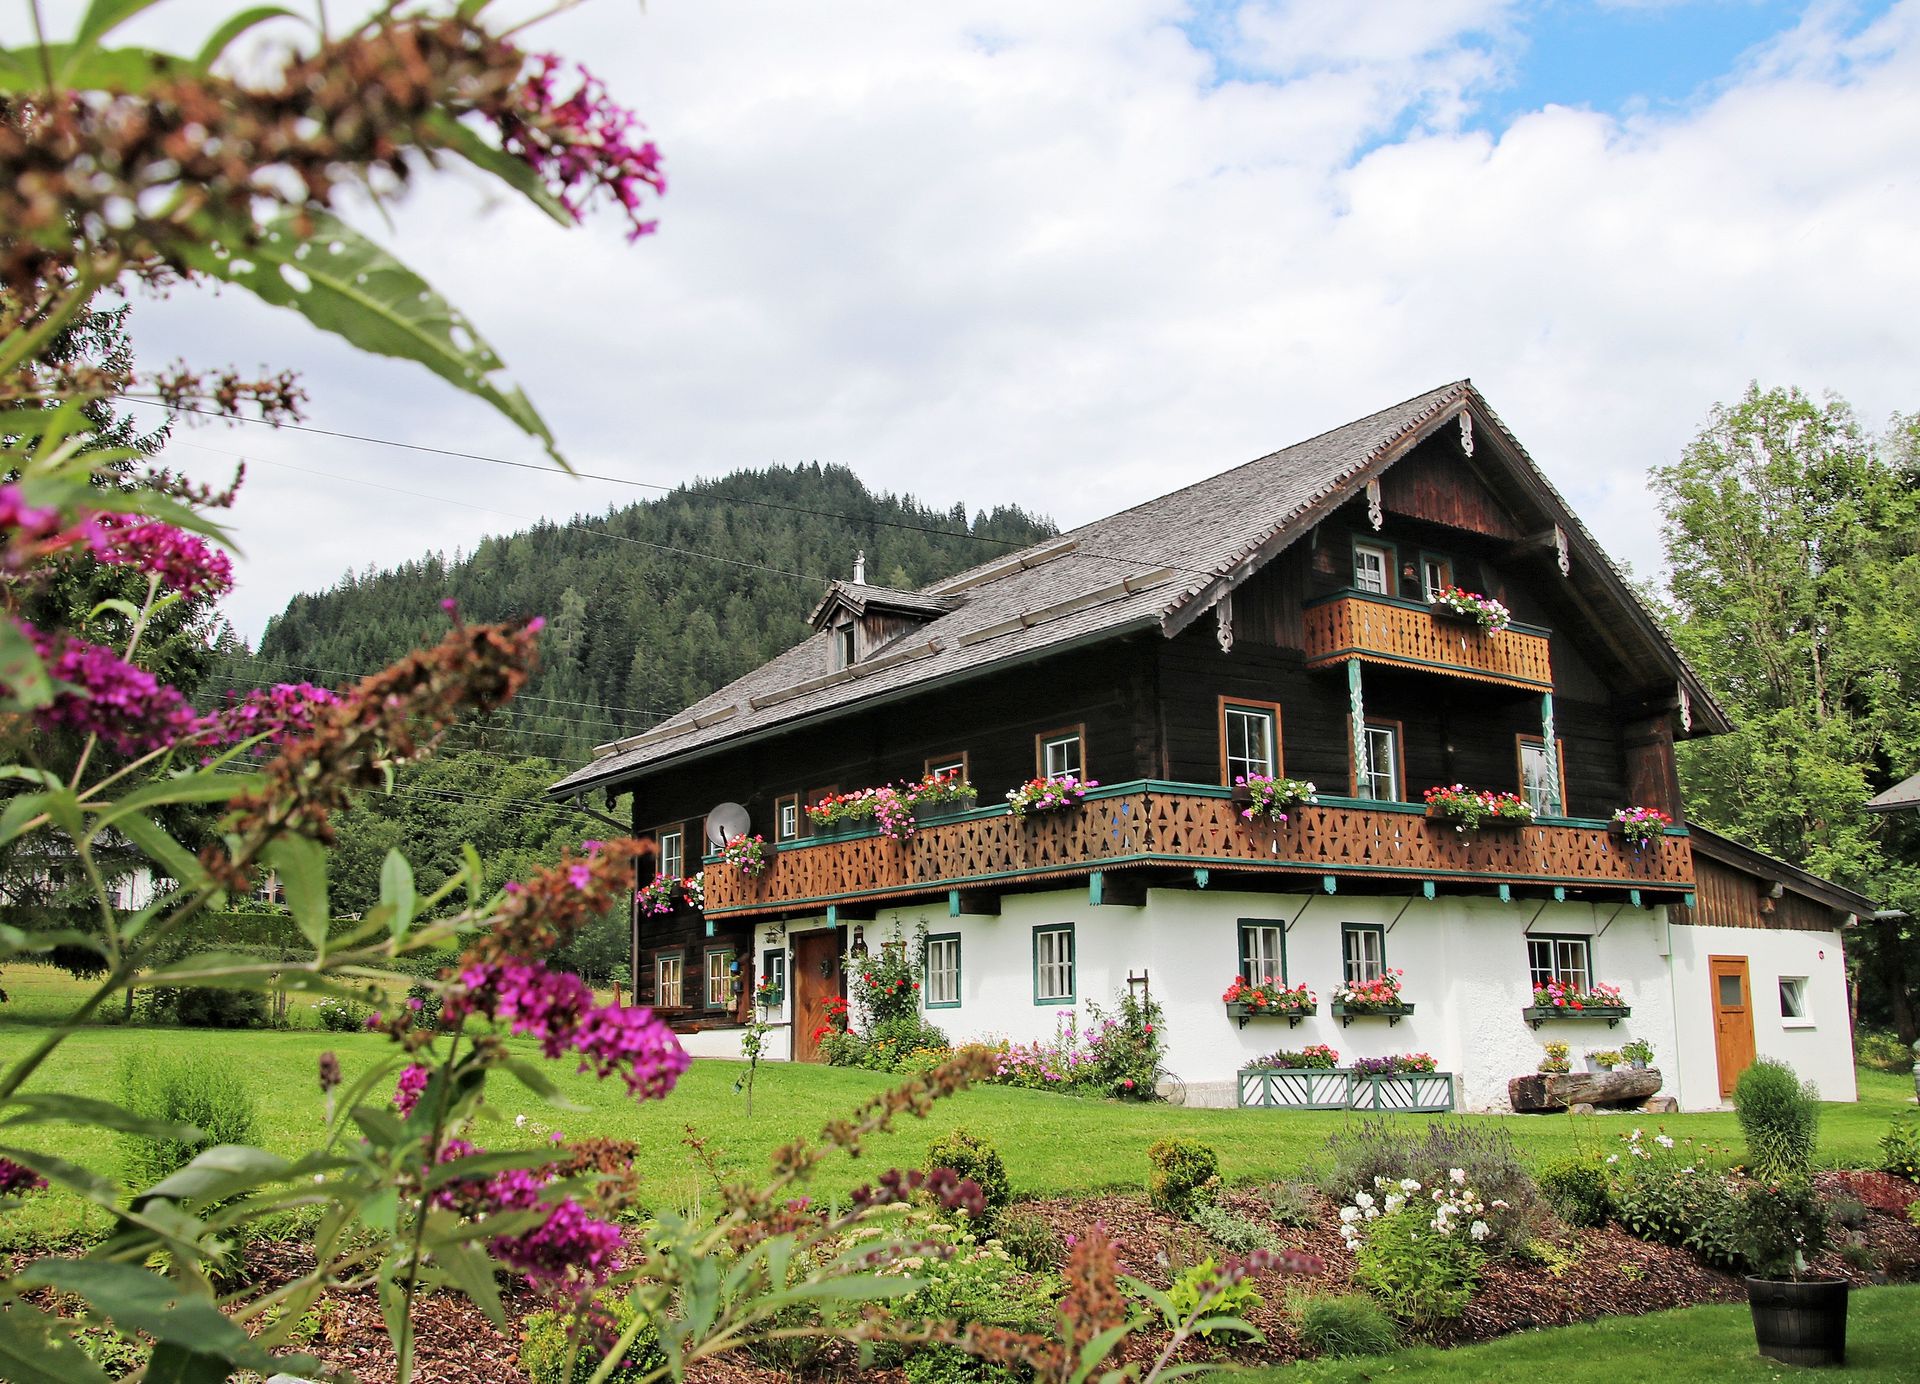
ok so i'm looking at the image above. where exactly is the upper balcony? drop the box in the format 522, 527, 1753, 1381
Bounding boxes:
701, 781, 1693, 922
1303, 591, 1553, 693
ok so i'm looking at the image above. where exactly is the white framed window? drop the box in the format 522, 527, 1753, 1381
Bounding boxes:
1527, 936, 1592, 992
1422, 557, 1452, 602
705, 948, 735, 1008
655, 952, 684, 1008
1038, 729, 1084, 779
1353, 542, 1391, 595
1238, 921, 1284, 987
1222, 702, 1278, 783
925, 934, 961, 1008
926, 753, 969, 783
1779, 976, 1812, 1025
1519, 737, 1565, 816
657, 828, 684, 881
1033, 924, 1076, 1003
1342, 924, 1385, 984
775, 795, 800, 842
1358, 723, 1399, 801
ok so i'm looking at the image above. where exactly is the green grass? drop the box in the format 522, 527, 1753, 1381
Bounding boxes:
1249, 1286, 1920, 1382
1, 964, 1913, 1246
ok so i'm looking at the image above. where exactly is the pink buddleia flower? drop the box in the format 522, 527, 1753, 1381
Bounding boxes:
489, 1196, 626, 1288
0, 1157, 47, 1196
393, 1062, 431, 1116
496, 55, 666, 241
197, 681, 340, 749
92, 515, 234, 597
21, 623, 199, 755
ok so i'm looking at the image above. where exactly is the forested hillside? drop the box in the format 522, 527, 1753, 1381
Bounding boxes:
240, 465, 1053, 767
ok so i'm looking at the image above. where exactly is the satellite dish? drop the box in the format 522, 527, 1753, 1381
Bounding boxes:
705, 802, 751, 850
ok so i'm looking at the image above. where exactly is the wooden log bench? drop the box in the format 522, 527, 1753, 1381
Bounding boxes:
1507, 1068, 1663, 1113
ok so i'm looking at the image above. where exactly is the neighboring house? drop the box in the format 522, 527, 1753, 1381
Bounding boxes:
1865, 771, 1920, 815
551, 380, 1869, 1111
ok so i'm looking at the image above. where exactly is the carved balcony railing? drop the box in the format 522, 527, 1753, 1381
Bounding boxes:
1303, 592, 1553, 691
701, 782, 1693, 920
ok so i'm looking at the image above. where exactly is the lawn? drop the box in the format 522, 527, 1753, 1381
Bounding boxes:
1248, 1285, 1920, 1382
1, 963, 1913, 1245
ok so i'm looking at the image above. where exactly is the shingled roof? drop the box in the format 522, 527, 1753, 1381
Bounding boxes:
551, 380, 1724, 797
1866, 771, 1920, 814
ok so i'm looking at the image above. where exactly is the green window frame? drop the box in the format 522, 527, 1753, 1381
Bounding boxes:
1237, 919, 1287, 987
1527, 934, 1593, 992
761, 947, 787, 1003
1341, 923, 1386, 985
924, 932, 962, 1009
704, 947, 736, 1009
1032, 923, 1076, 1005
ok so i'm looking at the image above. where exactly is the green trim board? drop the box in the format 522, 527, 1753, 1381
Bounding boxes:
923, 931, 962, 1009
1031, 922, 1076, 1006
1312, 644, 1554, 691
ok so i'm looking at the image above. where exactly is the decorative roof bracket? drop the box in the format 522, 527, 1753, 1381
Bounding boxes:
1554, 524, 1570, 576
1365, 477, 1383, 530
1215, 593, 1234, 653
1459, 411, 1474, 457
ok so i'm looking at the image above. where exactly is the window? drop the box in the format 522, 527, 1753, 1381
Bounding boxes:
803, 785, 837, 835
1421, 555, 1453, 602
657, 827, 684, 881
1778, 976, 1811, 1024
925, 752, 969, 783
762, 947, 787, 1002
1356, 722, 1400, 801
1238, 920, 1285, 987
832, 621, 856, 670
925, 933, 962, 1008
654, 951, 684, 1008
1527, 935, 1592, 992
1517, 736, 1566, 816
1342, 924, 1385, 984
1352, 541, 1392, 595
1033, 924, 1076, 1004
1037, 727, 1085, 779
1220, 699, 1280, 784
775, 794, 800, 842
705, 948, 736, 1009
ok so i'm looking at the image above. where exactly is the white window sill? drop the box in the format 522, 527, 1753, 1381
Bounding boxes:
1780, 1018, 1817, 1030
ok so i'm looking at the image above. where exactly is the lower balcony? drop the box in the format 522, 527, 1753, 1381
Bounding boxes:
701, 781, 1694, 920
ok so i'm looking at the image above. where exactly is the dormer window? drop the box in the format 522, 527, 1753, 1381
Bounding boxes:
832, 620, 856, 671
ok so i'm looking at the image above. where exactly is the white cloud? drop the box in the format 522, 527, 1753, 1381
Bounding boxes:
80, 0, 1920, 639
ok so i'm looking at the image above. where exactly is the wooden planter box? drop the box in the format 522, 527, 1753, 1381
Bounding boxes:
1522, 1004, 1631, 1030
1332, 1001, 1415, 1028
1426, 808, 1530, 831
1239, 1066, 1455, 1112
1225, 1000, 1316, 1030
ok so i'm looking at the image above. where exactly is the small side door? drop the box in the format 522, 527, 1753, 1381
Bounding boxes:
1709, 955, 1757, 1099
790, 930, 841, 1063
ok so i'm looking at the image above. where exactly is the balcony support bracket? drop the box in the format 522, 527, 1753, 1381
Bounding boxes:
949, 888, 1001, 918
1383, 895, 1416, 937
1322, 875, 1338, 895
1090, 871, 1148, 908
1194, 868, 1210, 890
1421, 881, 1435, 900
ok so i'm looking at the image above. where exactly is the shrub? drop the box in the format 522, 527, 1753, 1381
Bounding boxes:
1167, 1258, 1261, 1339
1539, 1156, 1612, 1229
872, 1013, 950, 1058
1318, 1118, 1546, 1256
1083, 988, 1164, 1098
315, 997, 366, 1032
1880, 1116, 1920, 1181
1734, 1058, 1819, 1181
137, 985, 270, 1029
904, 1347, 1018, 1384
1735, 1176, 1829, 1279
519, 1296, 664, 1384
1342, 1176, 1487, 1325
926, 1128, 1011, 1225
1908, 1199, 1920, 1229
990, 1204, 1064, 1273
1259, 1179, 1320, 1228
1829, 1196, 1870, 1230
1147, 1138, 1220, 1217
816, 1030, 864, 1067
117, 1053, 260, 1188
1288, 1290, 1398, 1358
1608, 1134, 1743, 1272
1858, 1031, 1916, 1075
901, 1239, 1055, 1337
1190, 1200, 1278, 1253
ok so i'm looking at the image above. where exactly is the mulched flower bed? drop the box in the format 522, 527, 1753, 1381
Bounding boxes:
231, 1175, 1920, 1382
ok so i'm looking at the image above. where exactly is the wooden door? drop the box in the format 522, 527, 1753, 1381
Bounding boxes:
1710, 955, 1757, 1098
791, 931, 841, 1063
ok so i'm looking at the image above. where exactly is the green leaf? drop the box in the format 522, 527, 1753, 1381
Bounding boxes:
263, 834, 330, 950
0, 792, 49, 847
70, 0, 169, 56
135, 1144, 289, 1208
0, 617, 53, 710
424, 109, 573, 226
361, 1186, 398, 1234
194, 6, 299, 70
424, 1229, 506, 1325
143, 1344, 234, 1384
381, 848, 417, 940
113, 811, 209, 891
0, 1306, 112, 1384
0, 1144, 120, 1203
174, 209, 559, 462
85, 597, 143, 623
1, 1092, 200, 1142
463, 842, 487, 909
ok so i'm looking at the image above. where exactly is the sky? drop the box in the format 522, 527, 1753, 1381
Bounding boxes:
65, 0, 1920, 641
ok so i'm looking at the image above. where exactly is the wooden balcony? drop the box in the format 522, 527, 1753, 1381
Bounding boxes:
1303, 592, 1553, 692
701, 782, 1693, 920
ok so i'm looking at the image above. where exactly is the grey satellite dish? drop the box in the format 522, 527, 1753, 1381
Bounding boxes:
705, 802, 751, 850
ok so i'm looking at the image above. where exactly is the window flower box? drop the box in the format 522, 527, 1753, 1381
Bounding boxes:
1428, 585, 1512, 632
1332, 1000, 1415, 1028
1231, 774, 1318, 823
1423, 784, 1535, 831
1331, 970, 1407, 1026
1006, 775, 1097, 820
717, 833, 769, 877
1223, 976, 1316, 1029
1523, 1005, 1631, 1030
1610, 805, 1674, 846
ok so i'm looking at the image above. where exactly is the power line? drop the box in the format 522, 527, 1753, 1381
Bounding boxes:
211, 655, 680, 723
134, 397, 1217, 580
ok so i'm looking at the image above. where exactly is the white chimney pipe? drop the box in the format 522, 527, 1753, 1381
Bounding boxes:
852, 550, 866, 585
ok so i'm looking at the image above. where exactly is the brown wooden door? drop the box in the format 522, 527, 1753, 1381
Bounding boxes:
791, 931, 841, 1063
1710, 955, 1757, 1098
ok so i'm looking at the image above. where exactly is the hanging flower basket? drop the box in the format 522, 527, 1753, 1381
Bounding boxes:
717, 833, 769, 877
1429, 585, 1512, 631
1233, 774, 1318, 823
1610, 806, 1674, 846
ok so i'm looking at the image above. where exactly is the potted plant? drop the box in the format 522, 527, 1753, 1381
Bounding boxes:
1006, 774, 1098, 820
1737, 1177, 1844, 1366
717, 833, 769, 877
1585, 1048, 1622, 1074
1538, 1041, 1571, 1074
1253, 1043, 1339, 1070
1621, 1038, 1655, 1070
1222, 975, 1316, 1027
1233, 774, 1318, 823
1331, 969, 1414, 1025
1423, 784, 1535, 831
1524, 979, 1630, 1027
1611, 805, 1674, 847
753, 976, 783, 1010
910, 769, 978, 823
1428, 584, 1513, 631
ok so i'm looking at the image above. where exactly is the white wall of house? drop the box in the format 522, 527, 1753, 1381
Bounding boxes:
1666, 922, 1856, 1109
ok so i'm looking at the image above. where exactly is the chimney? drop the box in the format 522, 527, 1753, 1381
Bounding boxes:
852, 550, 866, 585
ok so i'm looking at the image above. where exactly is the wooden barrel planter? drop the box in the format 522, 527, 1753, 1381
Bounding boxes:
1746, 1277, 1848, 1367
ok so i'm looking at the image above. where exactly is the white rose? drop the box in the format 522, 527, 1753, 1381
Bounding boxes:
1384, 1194, 1406, 1214
1400, 1178, 1422, 1192
1339, 1206, 1361, 1223
1470, 1221, 1490, 1242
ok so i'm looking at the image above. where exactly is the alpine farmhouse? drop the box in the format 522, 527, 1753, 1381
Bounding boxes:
550, 381, 1871, 1112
